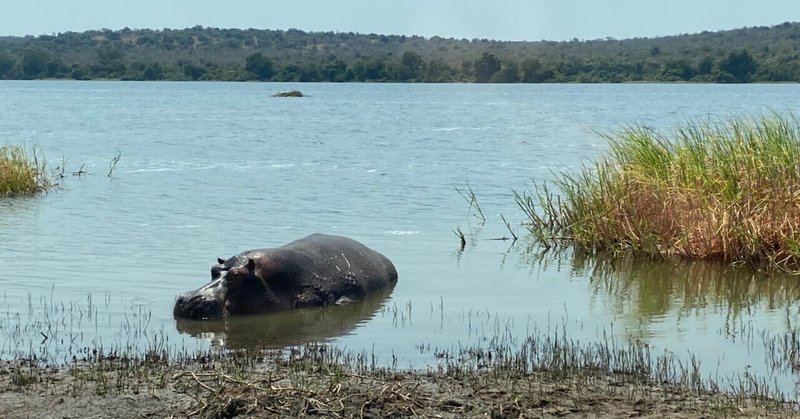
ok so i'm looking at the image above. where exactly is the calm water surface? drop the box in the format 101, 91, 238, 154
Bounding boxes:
2, 81, 800, 397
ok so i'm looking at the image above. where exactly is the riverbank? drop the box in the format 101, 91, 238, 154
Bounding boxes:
0, 346, 794, 418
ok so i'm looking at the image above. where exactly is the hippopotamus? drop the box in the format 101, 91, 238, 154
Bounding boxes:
173, 233, 398, 320
175, 285, 395, 349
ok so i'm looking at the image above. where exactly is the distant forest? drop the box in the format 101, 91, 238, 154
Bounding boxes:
1, 23, 800, 83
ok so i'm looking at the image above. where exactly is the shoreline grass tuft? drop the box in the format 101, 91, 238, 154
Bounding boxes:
0, 145, 52, 196
523, 114, 800, 271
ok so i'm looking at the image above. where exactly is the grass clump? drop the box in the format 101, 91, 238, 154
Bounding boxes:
523, 114, 800, 271
0, 145, 51, 196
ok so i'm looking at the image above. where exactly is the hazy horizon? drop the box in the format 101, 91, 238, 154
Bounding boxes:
2, 1, 800, 42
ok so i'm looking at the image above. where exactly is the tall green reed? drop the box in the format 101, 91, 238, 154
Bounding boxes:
0, 145, 51, 196
524, 114, 800, 270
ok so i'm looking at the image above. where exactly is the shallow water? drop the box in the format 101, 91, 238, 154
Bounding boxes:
2, 81, 800, 398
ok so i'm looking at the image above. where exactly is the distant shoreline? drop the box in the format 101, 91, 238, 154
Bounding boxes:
0, 23, 797, 83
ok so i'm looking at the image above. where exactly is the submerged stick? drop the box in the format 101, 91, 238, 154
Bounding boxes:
500, 213, 518, 242
453, 227, 466, 251
72, 163, 87, 176
108, 152, 121, 177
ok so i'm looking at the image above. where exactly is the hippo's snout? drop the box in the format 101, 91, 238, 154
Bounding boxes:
173, 278, 227, 320
173, 292, 224, 319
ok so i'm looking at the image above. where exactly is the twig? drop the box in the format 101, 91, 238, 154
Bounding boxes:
221, 372, 287, 385
500, 213, 518, 241
55, 156, 66, 178
187, 371, 217, 393
187, 400, 208, 417
453, 227, 466, 251
72, 163, 87, 177
107, 151, 121, 177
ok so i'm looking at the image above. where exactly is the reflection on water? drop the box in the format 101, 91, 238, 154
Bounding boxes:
578, 252, 800, 319
524, 244, 800, 322
512, 244, 800, 400
174, 284, 396, 350
0, 196, 40, 226
521, 243, 800, 372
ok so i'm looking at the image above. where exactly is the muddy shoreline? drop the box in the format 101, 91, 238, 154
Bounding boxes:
0, 347, 795, 419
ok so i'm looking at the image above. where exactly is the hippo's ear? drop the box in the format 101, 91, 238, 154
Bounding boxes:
247, 258, 256, 273
217, 257, 225, 264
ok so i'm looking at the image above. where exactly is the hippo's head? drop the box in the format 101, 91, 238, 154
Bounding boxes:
173, 276, 226, 319
174, 257, 290, 320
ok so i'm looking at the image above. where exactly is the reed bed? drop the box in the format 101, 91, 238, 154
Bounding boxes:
521, 114, 800, 271
0, 145, 50, 196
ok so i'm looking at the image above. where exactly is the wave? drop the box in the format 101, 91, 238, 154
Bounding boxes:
384, 230, 420, 235
126, 167, 184, 173
433, 126, 493, 132
125, 161, 295, 173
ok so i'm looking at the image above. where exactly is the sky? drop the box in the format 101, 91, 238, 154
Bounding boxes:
2, 0, 800, 41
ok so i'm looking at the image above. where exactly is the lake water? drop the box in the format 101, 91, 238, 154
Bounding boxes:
2, 81, 800, 398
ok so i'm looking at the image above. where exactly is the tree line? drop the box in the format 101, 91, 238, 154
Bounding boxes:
0, 23, 798, 83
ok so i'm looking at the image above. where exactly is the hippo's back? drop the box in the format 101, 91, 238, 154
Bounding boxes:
282, 234, 398, 292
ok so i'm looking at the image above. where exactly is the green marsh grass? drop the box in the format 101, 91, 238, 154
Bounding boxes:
523, 114, 800, 270
0, 145, 51, 196
455, 183, 486, 223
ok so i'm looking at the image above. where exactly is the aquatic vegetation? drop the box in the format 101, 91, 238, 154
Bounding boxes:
0, 145, 51, 196
522, 114, 800, 271
1, 323, 793, 417
455, 183, 486, 223
1, 291, 798, 416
